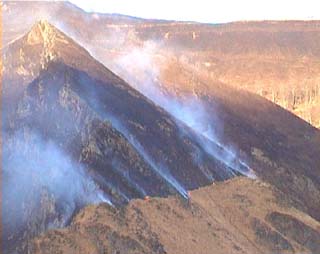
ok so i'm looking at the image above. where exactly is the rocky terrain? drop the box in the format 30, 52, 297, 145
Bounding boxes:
1, 2, 320, 254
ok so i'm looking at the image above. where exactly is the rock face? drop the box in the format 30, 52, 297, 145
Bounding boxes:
30, 177, 320, 254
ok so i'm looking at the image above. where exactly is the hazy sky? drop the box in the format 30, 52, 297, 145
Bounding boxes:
69, 0, 320, 23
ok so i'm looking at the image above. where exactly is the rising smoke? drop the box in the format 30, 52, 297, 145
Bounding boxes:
2, 128, 112, 250
112, 41, 256, 179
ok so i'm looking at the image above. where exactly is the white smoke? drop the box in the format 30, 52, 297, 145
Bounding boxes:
2, 129, 112, 242
112, 42, 256, 179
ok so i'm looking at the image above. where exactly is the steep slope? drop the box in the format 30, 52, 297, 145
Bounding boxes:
3, 21, 252, 253
30, 177, 320, 254
5, 20, 249, 191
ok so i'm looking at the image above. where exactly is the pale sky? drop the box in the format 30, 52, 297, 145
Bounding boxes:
69, 0, 320, 23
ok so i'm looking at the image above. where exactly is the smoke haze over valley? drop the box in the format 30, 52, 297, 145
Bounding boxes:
1, 1, 320, 254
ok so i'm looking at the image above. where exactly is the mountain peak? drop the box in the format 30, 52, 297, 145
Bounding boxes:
36, 19, 55, 31
24, 20, 72, 67
27, 19, 64, 46
5, 19, 123, 85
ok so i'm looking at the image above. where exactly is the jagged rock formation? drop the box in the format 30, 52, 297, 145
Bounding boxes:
30, 177, 320, 254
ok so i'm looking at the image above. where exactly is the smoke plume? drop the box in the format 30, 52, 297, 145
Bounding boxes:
113, 41, 256, 179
